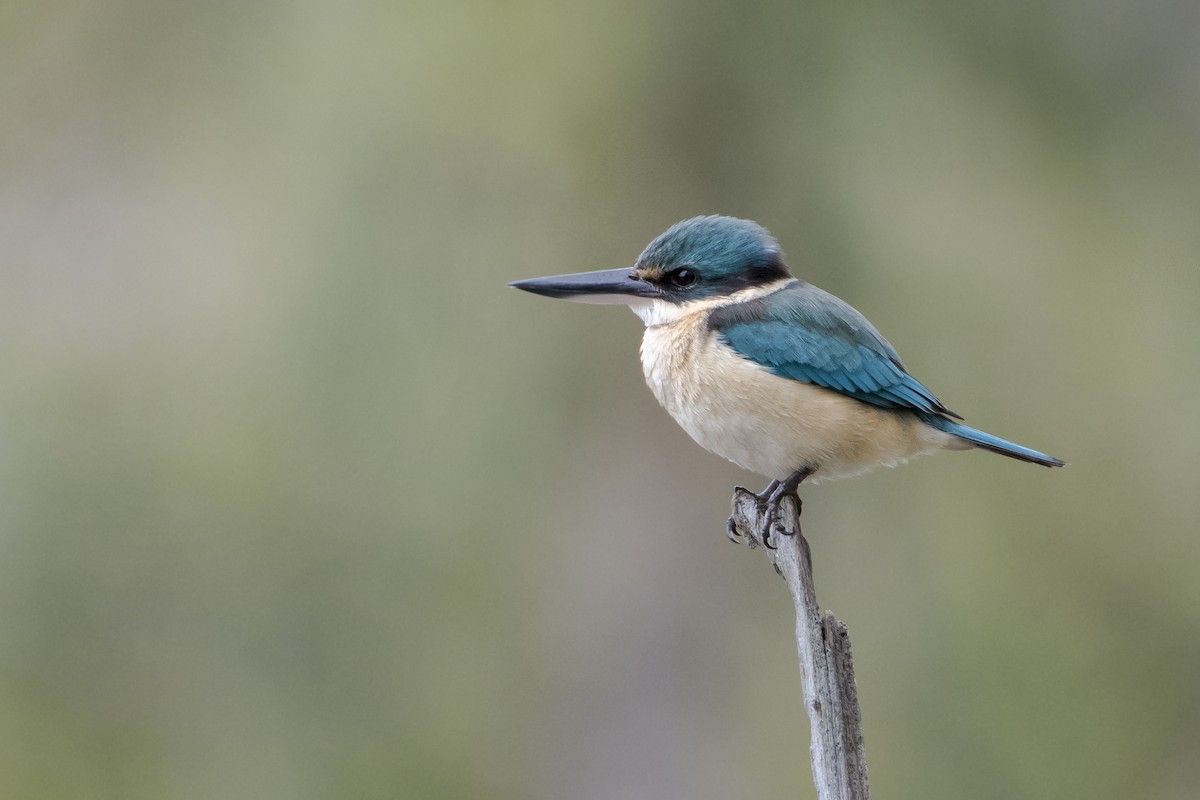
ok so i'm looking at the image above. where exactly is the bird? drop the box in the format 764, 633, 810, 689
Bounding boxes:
510, 215, 1064, 544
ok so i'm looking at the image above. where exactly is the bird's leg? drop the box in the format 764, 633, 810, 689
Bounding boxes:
760, 467, 814, 548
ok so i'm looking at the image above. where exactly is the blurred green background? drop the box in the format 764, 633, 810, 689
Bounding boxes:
3, 1, 1198, 798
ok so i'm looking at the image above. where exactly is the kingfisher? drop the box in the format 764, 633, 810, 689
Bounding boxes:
511, 216, 1064, 542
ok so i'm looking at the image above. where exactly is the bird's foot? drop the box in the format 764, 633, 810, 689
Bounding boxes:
760, 485, 790, 550
726, 468, 814, 548
759, 468, 814, 549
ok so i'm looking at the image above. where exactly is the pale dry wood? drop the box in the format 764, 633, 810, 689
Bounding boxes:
729, 489, 870, 800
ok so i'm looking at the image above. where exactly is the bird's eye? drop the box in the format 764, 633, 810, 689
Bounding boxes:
669, 268, 697, 287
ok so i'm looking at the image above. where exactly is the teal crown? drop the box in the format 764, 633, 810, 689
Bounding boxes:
634, 216, 791, 300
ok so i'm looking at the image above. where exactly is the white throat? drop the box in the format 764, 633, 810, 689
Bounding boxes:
629, 279, 795, 328
630, 299, 690, 327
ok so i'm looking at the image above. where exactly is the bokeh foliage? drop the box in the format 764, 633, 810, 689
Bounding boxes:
2, 1, 1198, 798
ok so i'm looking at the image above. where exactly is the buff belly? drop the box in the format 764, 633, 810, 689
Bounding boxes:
639, 312, 954, 481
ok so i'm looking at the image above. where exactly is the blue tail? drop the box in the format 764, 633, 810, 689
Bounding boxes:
920, 414, 1065, 468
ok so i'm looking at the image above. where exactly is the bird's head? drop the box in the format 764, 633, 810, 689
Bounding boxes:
509, 216, 793, 322
632, 216, 791, 299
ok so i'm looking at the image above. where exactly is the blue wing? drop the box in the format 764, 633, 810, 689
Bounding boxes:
709, 281, 962, 419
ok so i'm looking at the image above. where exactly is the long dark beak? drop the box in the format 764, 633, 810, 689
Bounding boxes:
509, 267, 660, 305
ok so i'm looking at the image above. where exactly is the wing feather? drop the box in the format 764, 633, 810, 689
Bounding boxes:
710, 282, 961, 419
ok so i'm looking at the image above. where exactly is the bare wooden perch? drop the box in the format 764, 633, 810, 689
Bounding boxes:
729, 488, 871, 800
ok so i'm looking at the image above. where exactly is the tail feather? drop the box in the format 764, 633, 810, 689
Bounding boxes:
920, 414, 1065, 468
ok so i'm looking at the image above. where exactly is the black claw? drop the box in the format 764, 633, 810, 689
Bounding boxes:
726, 517, 741, 543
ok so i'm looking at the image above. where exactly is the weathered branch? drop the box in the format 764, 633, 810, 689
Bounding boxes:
729, 489, 870, 800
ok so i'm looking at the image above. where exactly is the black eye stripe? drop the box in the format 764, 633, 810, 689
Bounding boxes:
639, 256, 790, 300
